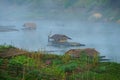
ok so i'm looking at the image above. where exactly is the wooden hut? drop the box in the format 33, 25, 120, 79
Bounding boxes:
23, 22, 37, 30
65, 48, 99, 58
48, 34, 71, 43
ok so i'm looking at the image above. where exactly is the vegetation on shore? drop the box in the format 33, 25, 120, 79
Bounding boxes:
0, 45, 120, 80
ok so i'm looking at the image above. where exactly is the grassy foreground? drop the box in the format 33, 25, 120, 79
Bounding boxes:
0, 45, 120, 80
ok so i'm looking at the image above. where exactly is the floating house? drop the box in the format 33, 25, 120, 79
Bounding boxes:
48, 34, 85, 47
48, 34, 71, 43
23, 22, 37, 30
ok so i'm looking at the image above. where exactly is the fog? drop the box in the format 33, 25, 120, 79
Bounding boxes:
0, 0, 120, 62
0, 0, 31, 20
0, 0, 120, 21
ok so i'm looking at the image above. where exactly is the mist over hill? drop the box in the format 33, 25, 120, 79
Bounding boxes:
0, 0, 120, 22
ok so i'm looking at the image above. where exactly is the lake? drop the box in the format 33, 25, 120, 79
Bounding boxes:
0, 20, 120, 62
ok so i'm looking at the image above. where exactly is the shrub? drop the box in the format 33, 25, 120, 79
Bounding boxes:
40, 66, 65, 79
8, 55, 36, 76
0, 59, 3, 66
25, 70, 41, 80
52, 59, 63, 65
105, 62, 120, 77
62, 54, 71, 63
60, 63, 78, 72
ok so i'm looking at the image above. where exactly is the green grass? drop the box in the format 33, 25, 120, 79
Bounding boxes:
0, 45, 120, 80
0, 45, 15, 52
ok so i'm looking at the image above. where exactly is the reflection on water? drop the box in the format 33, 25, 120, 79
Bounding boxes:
0, 20, 120, 62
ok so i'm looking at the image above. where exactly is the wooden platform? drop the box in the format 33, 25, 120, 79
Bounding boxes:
48, 41, 85, 47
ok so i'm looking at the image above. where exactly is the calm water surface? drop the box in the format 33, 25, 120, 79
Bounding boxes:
0, 20, 120, 62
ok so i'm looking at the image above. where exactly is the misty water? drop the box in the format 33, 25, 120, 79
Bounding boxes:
0, 20, 120, 62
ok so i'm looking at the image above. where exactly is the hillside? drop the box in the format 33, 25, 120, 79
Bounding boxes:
0, 45, 120, 80
0, 0, 120, 22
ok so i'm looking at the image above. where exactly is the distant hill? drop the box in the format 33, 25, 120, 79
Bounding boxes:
0, 0, 120, 22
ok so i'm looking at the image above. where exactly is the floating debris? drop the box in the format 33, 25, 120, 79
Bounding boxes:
0, 26, 18, 32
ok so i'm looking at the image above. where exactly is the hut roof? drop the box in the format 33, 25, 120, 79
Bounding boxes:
23, 22, 36, 28
65, 48, 99, 58
49, 34, 71, 40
